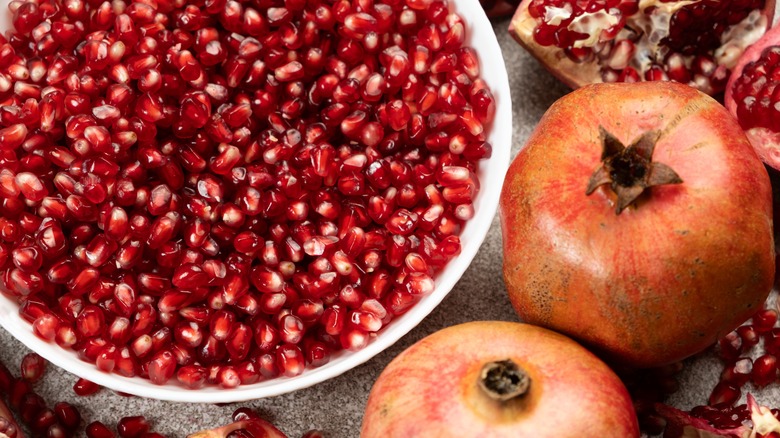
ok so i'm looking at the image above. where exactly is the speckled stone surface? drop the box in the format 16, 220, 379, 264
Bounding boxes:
0, 15, 771, 438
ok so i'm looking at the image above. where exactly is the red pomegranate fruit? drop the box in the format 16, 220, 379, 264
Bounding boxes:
500, 81, 775, 368
725, 23, 780, 171
360, 321, 639, 438
509, 0, 776, 95
187, 417, 287, 438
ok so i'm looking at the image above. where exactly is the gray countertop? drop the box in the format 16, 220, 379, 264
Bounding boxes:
0, 14, 771, 438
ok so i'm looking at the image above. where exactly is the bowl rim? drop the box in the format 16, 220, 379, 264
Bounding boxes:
0, 0, 513, 403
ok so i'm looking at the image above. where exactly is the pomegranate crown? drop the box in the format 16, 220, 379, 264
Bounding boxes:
586, 126, 683, 214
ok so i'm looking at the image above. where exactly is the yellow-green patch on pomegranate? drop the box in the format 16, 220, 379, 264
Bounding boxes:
500, 81, 774, 368
361, 321, 639, 438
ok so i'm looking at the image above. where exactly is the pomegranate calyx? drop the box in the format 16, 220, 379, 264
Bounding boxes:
586, 126, 683, 214
478, 359, 530, 402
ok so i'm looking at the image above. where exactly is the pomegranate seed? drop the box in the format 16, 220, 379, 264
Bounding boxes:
709, 381, 740, 407
33, 314, 60, 341
753, 308, 778, 333
177, 365, 208, 389
718, 330, 743, 362
720, 358, 752, 387
276, 343, 305, 377
737, 325, 759, 351
752, 354, 777, 387
20, 353, 45, 382
86, 421, 114, 438
73, 378, 100, 396
117, 416, 149, 438
54, 402, 81, 431
148, 350, 176, 385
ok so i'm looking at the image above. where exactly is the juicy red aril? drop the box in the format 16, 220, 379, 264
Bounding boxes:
753, 308, 778, 333
0, 0, 492, 389
732, 45, 780, 131
86, 421, 115, 438
117, 416, 149, 438
751, 354, 777, 387
20, 352, 45, 382
720, 358, 752, 387
708, 381, 740, 407
54, 402, 81, 431
73, 378, 100, 396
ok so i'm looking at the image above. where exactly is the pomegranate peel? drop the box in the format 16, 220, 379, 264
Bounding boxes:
656, 394, 780, 438
509, 0, 776, 94
187, 418, 287, 438
725, 23, 780, 170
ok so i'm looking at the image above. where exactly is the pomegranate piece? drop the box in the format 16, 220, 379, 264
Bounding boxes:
19, 353, 45, 383
117, 416, 150, 438
72, 378, 101, 396
0, 0, 494, 388
510, 0, 776, 95
86, 421, 116, 438
186, 417, 287, 438
725, 24, 780, 170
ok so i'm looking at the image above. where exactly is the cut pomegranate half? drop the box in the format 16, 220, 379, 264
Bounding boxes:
187, 418, 287, 438
656, 394, 780, 438
725, 24, 780, 170
509, 0, 776, 95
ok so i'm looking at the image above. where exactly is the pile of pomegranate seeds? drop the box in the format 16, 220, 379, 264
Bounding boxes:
0, 352, 301, 437
0, 0, 495, 387
1, 352, 162, 438
730, 45, 780, 131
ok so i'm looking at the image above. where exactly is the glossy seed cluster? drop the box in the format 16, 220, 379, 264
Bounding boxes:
0, 0, 495, 387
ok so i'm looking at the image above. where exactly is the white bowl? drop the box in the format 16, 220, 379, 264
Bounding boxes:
0, 0, 512, 402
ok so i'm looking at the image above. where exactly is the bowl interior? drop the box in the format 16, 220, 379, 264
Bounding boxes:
0, 0, 513, 402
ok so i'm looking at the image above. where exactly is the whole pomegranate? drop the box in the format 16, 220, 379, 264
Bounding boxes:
360, 321, 639, 438
725, 24, 780, 171
509, 0, 775, 95
500, 81, 775, 368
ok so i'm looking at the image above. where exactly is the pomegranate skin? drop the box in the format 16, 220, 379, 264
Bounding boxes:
500, 82, 775, 368
725, 24, 780, 170
360, 321, 638, 438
